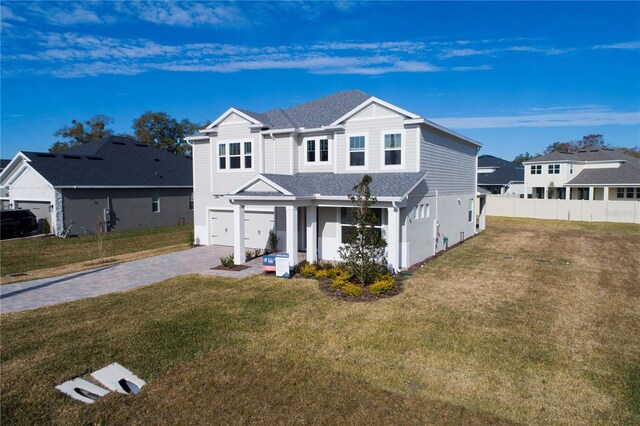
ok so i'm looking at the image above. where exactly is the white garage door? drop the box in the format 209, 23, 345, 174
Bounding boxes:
209, 209, 274, 248
15, 201, 50, 223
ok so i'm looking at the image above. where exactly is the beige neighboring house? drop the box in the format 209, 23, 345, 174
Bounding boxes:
523, 146, 640, 201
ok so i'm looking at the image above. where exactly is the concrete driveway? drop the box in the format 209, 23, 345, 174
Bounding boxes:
0, 245, 264, 314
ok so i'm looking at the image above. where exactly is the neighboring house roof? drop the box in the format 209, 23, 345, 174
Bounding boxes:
526, 146, 640, 165
235, 90, 372, 130
565, 162, 640, 186
477, 155, 524, 185
236, 172, 427, 199
0, 159, 10, 172
477, 187, 491, 195
18, 136, 193, 187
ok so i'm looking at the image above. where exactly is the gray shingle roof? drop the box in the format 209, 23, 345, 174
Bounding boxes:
528, 147, 640, 164
21, 136, 193, 187
247, 172, 426, 198
234, 90, 372, 130
477, 155, 524, 185
565, 162, 640, 186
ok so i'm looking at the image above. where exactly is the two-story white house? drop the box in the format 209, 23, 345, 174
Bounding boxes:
187, 90, 483, 271
523, 147, 640, 201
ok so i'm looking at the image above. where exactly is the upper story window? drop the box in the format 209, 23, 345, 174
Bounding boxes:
218, 141, 252, 170
548, 164, 560, 174
349, 136, 366, 167
305, 138, 329, 163
383, 133, 402, 166
530, 165, 542, 174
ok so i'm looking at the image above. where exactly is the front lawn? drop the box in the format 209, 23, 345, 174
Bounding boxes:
0, 224, 193, 281
1, 217, 638, 424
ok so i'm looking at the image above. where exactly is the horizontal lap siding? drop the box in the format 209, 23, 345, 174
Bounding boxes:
421, 127, 477, 195
192, 141, 211, 193
211, 123, 260, 194
340, 116, 418, 173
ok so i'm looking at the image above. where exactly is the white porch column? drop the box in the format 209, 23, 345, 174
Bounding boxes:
387, 206, 400, 272
589, 187, 595, 201
603, 186, 609, 201
233, 204, 246, 264
286, 205, 298, 267
306, 206, 317, 263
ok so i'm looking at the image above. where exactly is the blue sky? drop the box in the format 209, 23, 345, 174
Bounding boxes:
1, 1, 639, 160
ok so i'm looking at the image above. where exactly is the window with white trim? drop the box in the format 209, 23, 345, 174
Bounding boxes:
627, 187, 634, 198
548, 164, 560, 174
340, 207, 382, 243
152, 192, 160, 213
383, 133, 402, 165
349, 136, 366, 167
530, 165, 542, 174
468, 198, 473, 222
189, 192, 194, 210
305, 138, 329, 163
218, 141, 252, 170
617, 188, 625, 198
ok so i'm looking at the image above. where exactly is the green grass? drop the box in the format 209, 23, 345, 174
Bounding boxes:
0, 224, 192, 277
1, 217, 638, 424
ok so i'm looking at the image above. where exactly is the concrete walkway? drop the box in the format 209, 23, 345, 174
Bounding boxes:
0, 245, 265, 314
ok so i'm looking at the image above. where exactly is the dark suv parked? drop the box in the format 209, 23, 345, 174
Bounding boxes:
1, 209, 38, 239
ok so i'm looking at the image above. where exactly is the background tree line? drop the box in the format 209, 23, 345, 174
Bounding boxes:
512, 134, 640, 164
49, 112, 204, 156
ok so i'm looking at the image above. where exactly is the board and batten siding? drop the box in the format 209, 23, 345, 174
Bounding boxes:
337, 115, 419, 174
420, 127, 477, 195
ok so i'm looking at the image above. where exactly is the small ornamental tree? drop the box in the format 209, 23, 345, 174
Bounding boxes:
338, 175, 388, 285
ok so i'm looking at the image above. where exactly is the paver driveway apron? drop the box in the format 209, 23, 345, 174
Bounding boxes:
0, 245, 261, 314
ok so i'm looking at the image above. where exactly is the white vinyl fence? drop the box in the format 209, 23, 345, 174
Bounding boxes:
485, 195, 640, 224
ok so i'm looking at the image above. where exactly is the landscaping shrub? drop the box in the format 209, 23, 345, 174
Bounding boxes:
220, 255, 235, 268
340, 282, 364, 297
331, 271, 351, 289
300, 264, 318, 278
368, 274, 395, 296
315, 268, 341, 279
267, 230, 279, 254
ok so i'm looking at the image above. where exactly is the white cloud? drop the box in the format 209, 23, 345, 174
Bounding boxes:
25, 2, 102, 26
120, 1, 247, 27
593, 41, 640, 50
430, 109, 640, 129
451, 65, 492, 72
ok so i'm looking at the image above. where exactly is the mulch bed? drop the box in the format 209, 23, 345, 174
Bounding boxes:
211, 264, 250, 271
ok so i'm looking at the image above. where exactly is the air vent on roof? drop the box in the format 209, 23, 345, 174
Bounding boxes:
36, 153, 56, 158
135, 143, 148, 147
62, 155, 81, 159
86, 156, 104, 160
589, 149, 599, 152
154, 158, 160, 162
111, 141, 126, 145
578, 150, 587, 153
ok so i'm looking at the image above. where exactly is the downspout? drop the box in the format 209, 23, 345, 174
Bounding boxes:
434, 189, 439, 253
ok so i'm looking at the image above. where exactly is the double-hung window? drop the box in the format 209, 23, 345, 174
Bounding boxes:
218, 141, 252, 170
530, 165, 542, 174
383, 133, 402, 166
319, 139, 329, 162
307, 140, 315, 162
548, 164, 560, 174
349, 136, 366, 167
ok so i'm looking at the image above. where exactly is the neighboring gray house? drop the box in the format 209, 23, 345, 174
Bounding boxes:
0, 136, 193, 235
523, 146, 640, 200
477, 155, 524, 195
0, 160, 10, 209
186, 90, 484, 272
